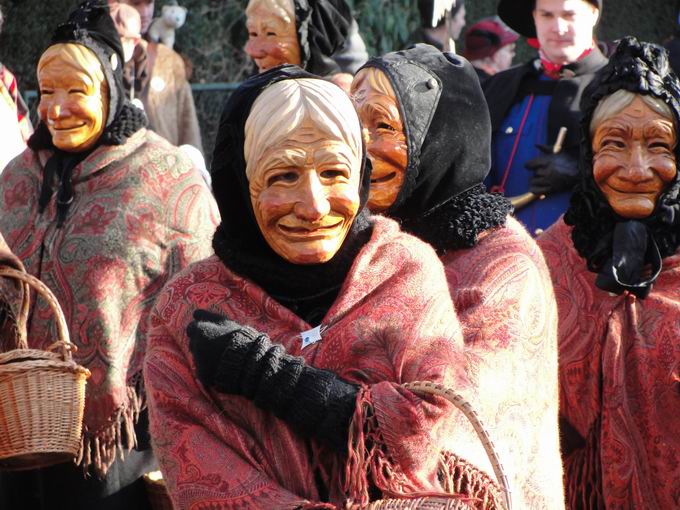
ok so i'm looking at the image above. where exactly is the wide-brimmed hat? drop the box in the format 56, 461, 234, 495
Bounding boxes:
497, 0, 602, 38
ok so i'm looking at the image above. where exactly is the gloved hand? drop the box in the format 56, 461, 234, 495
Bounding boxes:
525, 144, 579, 196
187, 309, 252, 388
187, 309, 358, 451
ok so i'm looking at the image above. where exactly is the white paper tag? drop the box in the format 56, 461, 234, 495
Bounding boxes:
300, 325, 323, 349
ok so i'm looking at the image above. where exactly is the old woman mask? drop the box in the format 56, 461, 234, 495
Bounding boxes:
244, 78, 363, 263
244, 0, 302, 72
37, 43, 109, 152
590, 90, 677, 219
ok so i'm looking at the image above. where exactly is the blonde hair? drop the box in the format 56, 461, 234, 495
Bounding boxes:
38, 43, 109, 97
590, 89, 675, 136
245, 0, 295, 24
244, 78, 363, 180
354, 66, 396, 98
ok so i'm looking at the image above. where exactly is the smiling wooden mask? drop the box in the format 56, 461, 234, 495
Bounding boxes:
591, 91, 677, 219
350, 67, 407, 213
244, 0, 302, 73
244, 78, 363, 264
37, 43, 109, 153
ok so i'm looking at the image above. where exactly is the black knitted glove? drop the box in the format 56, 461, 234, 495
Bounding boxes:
525, 144, 579, 196
187, 309, 358, 452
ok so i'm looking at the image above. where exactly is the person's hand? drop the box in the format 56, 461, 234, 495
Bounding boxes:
186, 309, 262, 388
525, 144, 579, 196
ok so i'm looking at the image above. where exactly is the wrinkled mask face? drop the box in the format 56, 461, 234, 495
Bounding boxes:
592, 95, 677, 219
249, 120, 362, 264
351, 68, 407, 213
38, 47, 108, 153
244, 2, 301, 73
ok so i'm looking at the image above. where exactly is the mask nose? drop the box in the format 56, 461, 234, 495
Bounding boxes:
294, 172, 331, 222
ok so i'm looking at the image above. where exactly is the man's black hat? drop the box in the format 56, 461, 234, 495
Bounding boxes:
498, 0, 602, 38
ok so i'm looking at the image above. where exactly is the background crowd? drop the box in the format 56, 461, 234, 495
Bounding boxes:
0, 0, 677, 162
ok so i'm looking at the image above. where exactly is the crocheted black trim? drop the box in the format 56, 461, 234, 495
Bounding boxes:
400, 184, 512, 254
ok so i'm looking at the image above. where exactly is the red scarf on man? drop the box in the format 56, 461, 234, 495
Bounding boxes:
527, 37, 595, 79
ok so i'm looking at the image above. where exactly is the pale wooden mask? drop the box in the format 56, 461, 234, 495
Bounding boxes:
244, 0, 302, 73
351, 67, 407, 213
245, 79, 362, 264
38, 43, 109, 153
592, 95, 677, 219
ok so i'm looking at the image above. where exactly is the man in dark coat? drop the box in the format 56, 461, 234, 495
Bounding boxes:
483, 0, 607, 236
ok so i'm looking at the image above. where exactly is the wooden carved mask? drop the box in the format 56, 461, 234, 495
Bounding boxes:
245, 79, 362, 264
245, 0, 302, 73
351, 67, 407, 213
592, 94, 677, 219
38, 43, 109, 153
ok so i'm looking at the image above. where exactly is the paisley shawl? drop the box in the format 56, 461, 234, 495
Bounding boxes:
443, 217, 564, 509
539, 219, 680, 509
144, 217, 506, 509
0, 128, 220, 476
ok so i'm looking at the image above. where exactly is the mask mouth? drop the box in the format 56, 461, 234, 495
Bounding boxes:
52, 123, 87, 131
278, 219, 344, 237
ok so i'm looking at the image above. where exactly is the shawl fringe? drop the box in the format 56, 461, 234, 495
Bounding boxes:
77, 383, 144, 478
438, 451, 503, 510
564, 419, 605, 510
343, 388, 501, 510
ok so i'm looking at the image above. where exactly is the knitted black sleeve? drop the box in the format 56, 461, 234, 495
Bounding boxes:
197, 325, 358, 453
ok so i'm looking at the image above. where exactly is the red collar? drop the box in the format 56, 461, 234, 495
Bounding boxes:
528, 38, 595, 80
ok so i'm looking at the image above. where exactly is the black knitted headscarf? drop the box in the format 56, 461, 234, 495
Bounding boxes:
293, 0, 352, 76
28, 0, 146, 227
211, 65, 373, 325
358, 44, 511, 254
565, 37, 680, 298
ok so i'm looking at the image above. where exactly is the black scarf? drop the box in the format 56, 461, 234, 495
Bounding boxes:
29, 1, 147, 227
294, 0, 352, 76
565, 37, 680, 299
211, 65, 373, 325
359, 45, 511, 254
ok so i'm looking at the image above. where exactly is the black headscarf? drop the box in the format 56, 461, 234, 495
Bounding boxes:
211, 65, 373, 325
565, 37, 680, 299
28, 0, 146, 227
294, 0, 352, 76
358, 44, 511, 254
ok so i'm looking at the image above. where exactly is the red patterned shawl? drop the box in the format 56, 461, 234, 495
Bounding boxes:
144, 217, 493, 510
0, 233, 24, 343
538, 219, 680, 509
442, 217, 564, 510
0, 129, 220, 476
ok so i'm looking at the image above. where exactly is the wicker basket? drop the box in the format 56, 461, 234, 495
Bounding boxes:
347, 381, 513, 510
144, 471, 174, 510
0, 267, 90, 470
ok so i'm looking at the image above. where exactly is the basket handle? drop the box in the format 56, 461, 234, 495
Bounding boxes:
402, 381, 513, 510
0, 267, 73, 361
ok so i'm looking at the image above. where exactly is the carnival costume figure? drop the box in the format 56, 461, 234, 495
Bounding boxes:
0, 2, 219, 508
538, 37, 680, 509
143, 66, 507, 509
350, 44, 564, 509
